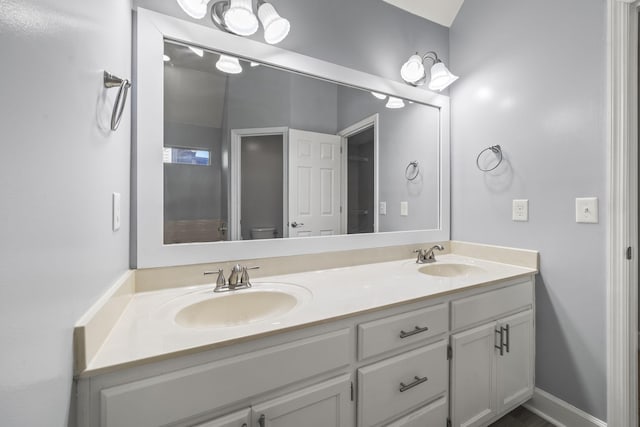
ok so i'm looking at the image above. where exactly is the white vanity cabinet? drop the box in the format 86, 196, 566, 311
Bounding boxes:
77, 276, 535, 427
450, 282, 535, 427
251, 375, 352, 427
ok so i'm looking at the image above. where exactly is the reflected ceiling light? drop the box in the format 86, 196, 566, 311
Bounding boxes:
188, 46, 205, 57
163, 54, 171, 62
216, 54, 243, 74
177, 0, 211, 19
400, 51, 458, 91
385, 97, 405, 109
250, 61, 260, 67
371, 92, 387, 100
207, 0, 290, 44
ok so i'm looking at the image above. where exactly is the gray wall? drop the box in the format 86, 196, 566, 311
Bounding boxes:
450, 0, 607, 420
0, 0, 132, 426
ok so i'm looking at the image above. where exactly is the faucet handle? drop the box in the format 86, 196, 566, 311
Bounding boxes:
204, 268, 227, 291
240, 266, 260, 285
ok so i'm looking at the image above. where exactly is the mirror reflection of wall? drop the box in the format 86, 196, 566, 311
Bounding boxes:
162, 40, 440, 244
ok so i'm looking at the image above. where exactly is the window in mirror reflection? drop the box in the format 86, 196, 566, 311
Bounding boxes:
162, 40, 440, 245
163, 147, 211, 166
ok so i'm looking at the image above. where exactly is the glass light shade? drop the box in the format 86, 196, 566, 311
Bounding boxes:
224, 0, 259, 36
176, 0, 210, 19
216, 55, 243, 74
258, 2, 290, 44
371, 92, 387, 100
385, 97, 405, 109
428, 62, 459, 91
400, 54, 425, 84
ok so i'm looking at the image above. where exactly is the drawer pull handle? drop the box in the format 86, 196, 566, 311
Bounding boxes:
399, 375, 428, 392
258, 414, 265, 427
399, 325, 429, 338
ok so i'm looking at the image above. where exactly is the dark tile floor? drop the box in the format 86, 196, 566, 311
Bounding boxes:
489, 406, 556, 427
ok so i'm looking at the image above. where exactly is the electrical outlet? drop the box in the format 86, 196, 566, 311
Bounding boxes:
576, 197, 598, 223
113, 192, 121, 231
512, 199, 528, 222
400, 201, 409, 216
379, 201, 387, 215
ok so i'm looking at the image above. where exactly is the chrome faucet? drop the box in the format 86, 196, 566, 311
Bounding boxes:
414, 244, 445, 264
204, 264, 260, 292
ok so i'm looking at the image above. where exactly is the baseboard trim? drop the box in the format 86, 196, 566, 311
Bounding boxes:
523, 388, 606, 427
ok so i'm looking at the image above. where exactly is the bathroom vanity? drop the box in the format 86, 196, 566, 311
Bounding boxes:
75, 243, 537, 427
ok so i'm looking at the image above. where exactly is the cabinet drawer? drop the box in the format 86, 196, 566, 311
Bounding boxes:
357, 340, 448, 427
385, 395, 447, 427
358, 303, 448, 360
100, 329, 350, 427
451, 280, 533, 331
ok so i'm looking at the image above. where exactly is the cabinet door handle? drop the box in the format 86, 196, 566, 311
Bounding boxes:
258, 414, 265, 427
399, 375, 428, 392
241, 424, 247, 427
399, 325, 429, 338
502, 324, 510, 353
494, 328, 504, 356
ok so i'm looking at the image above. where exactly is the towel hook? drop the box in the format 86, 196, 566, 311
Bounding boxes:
103, 71, 132, 131
476, 145, 503, 172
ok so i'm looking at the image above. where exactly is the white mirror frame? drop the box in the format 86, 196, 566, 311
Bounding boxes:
134, 8, 451, 268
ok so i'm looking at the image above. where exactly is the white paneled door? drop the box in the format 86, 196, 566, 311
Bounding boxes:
288, 129, 342, 237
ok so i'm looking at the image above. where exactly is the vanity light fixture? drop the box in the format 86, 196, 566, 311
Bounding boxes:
371, 92, 387, 100
216, 54, 243, 74
177, 0, 211, 19
176, 0, 290, 44
400, 51, 458, 91
385, 97, 405, 109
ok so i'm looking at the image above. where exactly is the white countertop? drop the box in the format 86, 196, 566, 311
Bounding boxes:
85, 254, 536, 375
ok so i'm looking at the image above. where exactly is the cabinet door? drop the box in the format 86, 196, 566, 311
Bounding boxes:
496, 309, 534, 414
193, 408, 251, 427
451, 322, 497, 427
251, 375, 352, 427
385, 395, 448, 427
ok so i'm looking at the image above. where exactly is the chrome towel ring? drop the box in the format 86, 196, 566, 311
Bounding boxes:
405, 161, 420, 181
476, 145, 503, 172
103, 71, 132, 131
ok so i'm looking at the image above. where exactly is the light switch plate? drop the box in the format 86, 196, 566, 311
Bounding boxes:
512, 199, 529, 221
400, 201, 409, 216
112, 192, 121, 231
576, 197, 598, 223
379, 201, 387, 215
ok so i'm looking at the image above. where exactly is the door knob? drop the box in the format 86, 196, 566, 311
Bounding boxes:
290, 221, 304, 228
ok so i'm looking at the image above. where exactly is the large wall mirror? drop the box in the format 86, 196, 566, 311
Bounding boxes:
135, 9, 450, 268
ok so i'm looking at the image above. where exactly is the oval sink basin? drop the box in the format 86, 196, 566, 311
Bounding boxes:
418, 263, 486, 278
175, 290, 299, 328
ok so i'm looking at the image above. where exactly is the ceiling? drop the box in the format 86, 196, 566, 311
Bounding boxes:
382, 0, 465, 27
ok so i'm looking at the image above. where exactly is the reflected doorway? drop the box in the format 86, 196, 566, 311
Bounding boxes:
230, 128, 288, 240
